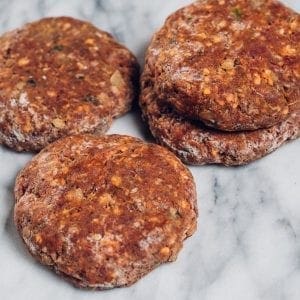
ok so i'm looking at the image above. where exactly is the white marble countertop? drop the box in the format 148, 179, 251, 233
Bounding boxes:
0, 1, 299, 299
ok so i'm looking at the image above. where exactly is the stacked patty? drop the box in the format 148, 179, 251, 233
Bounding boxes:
141, 0, 300, 165
14, 134, 197, 289
0, 17, 139, 152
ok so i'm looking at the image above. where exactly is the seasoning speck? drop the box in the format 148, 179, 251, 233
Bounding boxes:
83, 94, 99, 105
232, 7, 243, 20
52, 45, 64, 51
27, 77, 37, 87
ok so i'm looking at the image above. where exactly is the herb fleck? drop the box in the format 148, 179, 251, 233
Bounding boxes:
52, 44, 64, 51
83, 94, 99, 105
232, 7, 243, 20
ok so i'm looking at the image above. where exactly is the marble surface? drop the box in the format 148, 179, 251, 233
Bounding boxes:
0, 0, 299, 299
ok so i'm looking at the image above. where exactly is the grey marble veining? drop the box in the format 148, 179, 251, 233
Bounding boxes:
0, 1, 299, 300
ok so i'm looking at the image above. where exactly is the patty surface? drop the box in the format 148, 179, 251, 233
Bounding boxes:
140, 64, 300, 166
0, 17, 139, 151
149, 0, 299, 131
14, 134, 197, 289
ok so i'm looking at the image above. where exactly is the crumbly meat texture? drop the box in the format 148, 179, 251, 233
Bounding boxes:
140, 64, 300, 166
0, 17, 139, 152
148, 0, 299, 131
14, 134, 197, 289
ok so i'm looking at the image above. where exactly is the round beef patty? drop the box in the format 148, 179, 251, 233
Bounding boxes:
0, 17, 139, 152
14, 134, 197, 289
140, 64, 300, 166
148, 0, 299, 131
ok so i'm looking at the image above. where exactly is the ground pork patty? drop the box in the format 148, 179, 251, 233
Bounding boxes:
0, 17, 139, 152
148, 0, 299, 131
14, 134, 197, 289
140, 64, 300, 166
